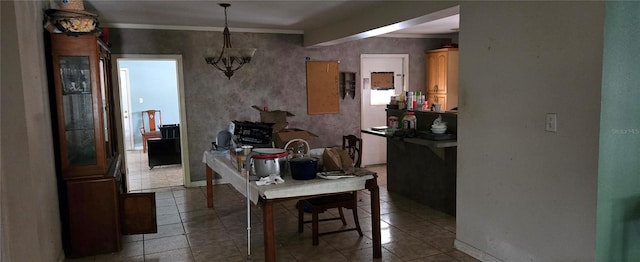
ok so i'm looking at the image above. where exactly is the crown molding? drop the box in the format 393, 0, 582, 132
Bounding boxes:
102, 23, 304, 34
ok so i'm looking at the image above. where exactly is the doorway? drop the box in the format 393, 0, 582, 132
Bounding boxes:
360, 54, 408, 167
114, 55, 191, 191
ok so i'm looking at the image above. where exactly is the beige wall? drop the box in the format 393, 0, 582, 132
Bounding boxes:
456, 2, 604, 261
1, 0, 64, 261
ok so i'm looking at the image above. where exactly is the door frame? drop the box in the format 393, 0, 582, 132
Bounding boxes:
118, 68, 134, 149
360, 54, 409, 166
360, 54, 409, 121
111, 54, 192, 188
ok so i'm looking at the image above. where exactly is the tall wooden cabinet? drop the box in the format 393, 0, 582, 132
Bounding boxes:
426, 48, 459, 111
46, 33, 157, 258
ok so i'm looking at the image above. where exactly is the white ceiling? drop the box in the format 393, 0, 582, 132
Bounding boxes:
83, 0, 459, 38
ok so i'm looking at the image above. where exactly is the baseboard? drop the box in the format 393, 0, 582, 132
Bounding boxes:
186, 178, 229, 187
188, 180, 207, 187
454, 239, 503, 262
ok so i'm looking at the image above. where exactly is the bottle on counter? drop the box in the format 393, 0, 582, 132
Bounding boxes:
387, 116, 399, 129
411, 95, 418, 111
414, 91, 422, 110
398, 93, 406, 110
386, 115, 399, 135
402, 112, 417, 130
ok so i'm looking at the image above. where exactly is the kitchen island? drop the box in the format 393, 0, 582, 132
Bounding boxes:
365, 109, 458, 216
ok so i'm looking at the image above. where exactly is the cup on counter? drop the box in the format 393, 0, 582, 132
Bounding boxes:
242, 145, 253, 155
434, 104, 442, 112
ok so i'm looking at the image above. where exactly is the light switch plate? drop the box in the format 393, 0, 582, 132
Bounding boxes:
545, 113, 557, 132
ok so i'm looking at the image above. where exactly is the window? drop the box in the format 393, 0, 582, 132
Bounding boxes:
370, 72, 395, 105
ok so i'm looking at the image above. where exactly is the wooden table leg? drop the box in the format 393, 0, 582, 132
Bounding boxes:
263, 200, 276, 262
143, 137, 147, 153
206, 164, 213, 208
369, 183, 382, 258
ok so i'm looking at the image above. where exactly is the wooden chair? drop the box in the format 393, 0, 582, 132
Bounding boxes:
297, 135, 363, 245
140, 110, 162, 153
342, 135, 362, 168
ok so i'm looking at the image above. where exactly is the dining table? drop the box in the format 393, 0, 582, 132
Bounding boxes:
202, 150, 382, 261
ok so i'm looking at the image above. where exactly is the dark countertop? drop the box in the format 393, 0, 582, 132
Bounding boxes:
361, 128, 457, 148
361, 128, 387, 137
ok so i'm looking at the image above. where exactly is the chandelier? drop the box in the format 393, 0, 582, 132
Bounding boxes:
204, 3, 256, 79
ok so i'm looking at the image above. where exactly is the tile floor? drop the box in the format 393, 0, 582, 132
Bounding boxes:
66, 150, 478, 262
125, 149, 185, 191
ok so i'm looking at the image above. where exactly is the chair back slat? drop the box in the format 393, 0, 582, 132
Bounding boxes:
141, 110, 162, 132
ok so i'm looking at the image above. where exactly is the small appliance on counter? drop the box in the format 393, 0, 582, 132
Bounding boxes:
211, 130, 233, 151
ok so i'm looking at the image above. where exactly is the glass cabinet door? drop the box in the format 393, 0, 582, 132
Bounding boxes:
60, 56, 97, 166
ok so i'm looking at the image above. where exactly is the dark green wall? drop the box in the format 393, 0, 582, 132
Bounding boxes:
596, 1, 640, 261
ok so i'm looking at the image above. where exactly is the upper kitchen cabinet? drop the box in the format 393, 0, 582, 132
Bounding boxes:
47, 33, 118, 179
426, 48, 459, 111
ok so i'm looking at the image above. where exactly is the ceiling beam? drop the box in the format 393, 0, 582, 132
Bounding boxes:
304, 1, 459, 47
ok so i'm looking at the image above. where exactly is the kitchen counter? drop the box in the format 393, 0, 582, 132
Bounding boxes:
361, 128, 457, 150
386, 137, 457, 216
366, 109, 458, 216
387, 109, 458, 134
361, 128, 386, 137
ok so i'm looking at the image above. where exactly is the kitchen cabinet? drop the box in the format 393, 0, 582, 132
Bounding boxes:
46, 32, 156, 258
426, 48, 458, 111
65, 177, 120, 256
427, 94, 448, 111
